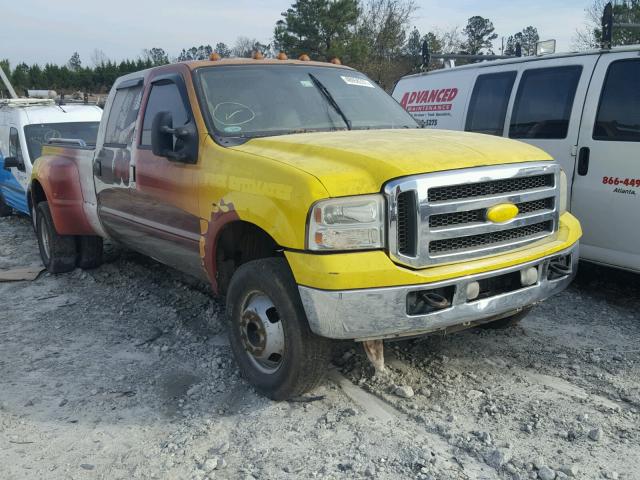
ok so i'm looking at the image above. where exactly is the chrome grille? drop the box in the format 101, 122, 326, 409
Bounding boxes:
429, 220, 553, 254
397, 191, 411, 255
385, 162, 561, 268
429, 198, 554, 228
428, 174, 554, 202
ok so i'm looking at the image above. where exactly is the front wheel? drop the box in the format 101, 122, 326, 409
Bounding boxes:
226, 258, 332, 400
36, 202, 77, 273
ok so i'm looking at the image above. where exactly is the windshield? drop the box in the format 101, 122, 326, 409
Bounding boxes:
23, 122, 100, 161
195, 65, 418, 139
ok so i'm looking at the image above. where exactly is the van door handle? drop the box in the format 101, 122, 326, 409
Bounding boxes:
577, 147, 590, 176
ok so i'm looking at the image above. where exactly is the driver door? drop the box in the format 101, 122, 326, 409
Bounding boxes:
126, 71, 203, 279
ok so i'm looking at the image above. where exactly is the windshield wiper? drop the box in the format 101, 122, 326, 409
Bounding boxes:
308, 73, 351, 130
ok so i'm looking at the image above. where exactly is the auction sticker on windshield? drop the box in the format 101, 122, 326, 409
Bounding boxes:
341, 76, 374, 88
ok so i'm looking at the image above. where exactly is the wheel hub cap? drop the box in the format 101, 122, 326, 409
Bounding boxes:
239, 293, 285, 374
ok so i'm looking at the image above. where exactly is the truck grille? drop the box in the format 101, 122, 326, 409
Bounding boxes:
429, 220, 553, 254
397, 191, 417, 256
429, 198, 554, 228
428, 174, 554, 202
385, 163, 561, 268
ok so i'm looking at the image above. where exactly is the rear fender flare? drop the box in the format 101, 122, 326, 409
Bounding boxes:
30, 155, 95, 236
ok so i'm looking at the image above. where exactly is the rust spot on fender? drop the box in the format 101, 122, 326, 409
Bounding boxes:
202, 199, 240, 294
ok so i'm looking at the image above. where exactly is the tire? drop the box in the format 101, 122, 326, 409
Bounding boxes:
77, 236, 103, 269
30, 201, 37, 232
36, 202, 77, 273
480, 307, 532, 330
0, 194, 12, 217
226, 257, 332, 400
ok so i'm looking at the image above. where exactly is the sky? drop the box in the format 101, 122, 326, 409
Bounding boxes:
1, 0, 591, 67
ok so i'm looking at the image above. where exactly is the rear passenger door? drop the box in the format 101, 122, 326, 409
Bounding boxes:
506, 57, 598, 178
571, 53, 640, 271
94, 79, 144, 232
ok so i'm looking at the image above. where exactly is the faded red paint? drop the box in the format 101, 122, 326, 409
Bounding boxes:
202, 200, 240, 295
35, 155, 95, 236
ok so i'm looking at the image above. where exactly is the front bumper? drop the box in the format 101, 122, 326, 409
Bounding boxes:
299, 243, 578, 340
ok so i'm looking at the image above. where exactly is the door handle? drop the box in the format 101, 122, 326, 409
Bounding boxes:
577, 147, 590, 176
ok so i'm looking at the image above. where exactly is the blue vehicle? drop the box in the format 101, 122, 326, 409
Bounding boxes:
0, 150, 28, 215
0, 98, 102, 217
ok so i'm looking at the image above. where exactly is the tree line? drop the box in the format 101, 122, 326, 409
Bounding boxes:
2, 0, 638, 97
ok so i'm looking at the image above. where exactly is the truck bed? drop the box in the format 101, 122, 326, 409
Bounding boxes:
32, 144, 105, 237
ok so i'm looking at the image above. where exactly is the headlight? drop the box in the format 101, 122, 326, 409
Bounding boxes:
307, 194, 386, 251
559, 169, 568, 214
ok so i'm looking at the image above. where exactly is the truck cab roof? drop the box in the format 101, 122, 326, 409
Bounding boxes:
112, 58, 353, 87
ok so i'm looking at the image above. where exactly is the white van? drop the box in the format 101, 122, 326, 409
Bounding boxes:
393, 45, 640, 273
0, 99, 102, 216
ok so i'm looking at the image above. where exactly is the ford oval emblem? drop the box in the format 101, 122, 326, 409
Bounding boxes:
486, 203, 519, 223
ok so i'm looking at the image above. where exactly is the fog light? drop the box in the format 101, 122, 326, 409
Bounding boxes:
520, 267, 539, 286
466, 281, 480, 300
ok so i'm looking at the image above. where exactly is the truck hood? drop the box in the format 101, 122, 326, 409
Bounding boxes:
230, 129, 552, 197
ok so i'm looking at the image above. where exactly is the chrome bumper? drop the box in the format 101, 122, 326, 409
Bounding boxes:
298, 243, 578, 341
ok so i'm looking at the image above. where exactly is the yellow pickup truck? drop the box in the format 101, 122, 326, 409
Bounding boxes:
29, 56, 581, 399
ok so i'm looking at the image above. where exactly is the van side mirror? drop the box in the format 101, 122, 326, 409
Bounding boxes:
3, 156, 25, 172
151, 111, 198, 164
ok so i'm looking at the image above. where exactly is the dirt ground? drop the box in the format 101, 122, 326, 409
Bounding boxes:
1, 214, 639, 480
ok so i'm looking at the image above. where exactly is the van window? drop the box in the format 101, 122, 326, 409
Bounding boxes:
509, 66, 582, 139
104, 85, 143, 146
24, 122, 100, 161
141, 82, 189, 146
593, 59, 640, 142
9, 127, 23, 163
465, 71, 516, 136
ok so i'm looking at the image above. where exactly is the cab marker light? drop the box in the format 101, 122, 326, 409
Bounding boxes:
209, 53, 221, 61
299, 54, 311, 61
277, 52, 288, 60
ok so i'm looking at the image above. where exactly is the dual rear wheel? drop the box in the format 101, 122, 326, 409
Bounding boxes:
35, 201, 103, 273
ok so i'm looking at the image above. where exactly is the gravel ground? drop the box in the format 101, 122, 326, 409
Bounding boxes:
1, 214, 639, 480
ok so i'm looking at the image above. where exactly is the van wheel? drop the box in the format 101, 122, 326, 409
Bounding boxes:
480, 307, 532, 330
226, 257, 332, 400
77, 236, 103, 269
36, 202, 77, 273
0, 194, 12, 217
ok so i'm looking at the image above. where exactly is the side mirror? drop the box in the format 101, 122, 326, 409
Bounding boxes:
151, 111, 198, 164
3, 156, 25, 172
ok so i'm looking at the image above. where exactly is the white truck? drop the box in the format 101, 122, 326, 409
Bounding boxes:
393, 45, 640, 273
